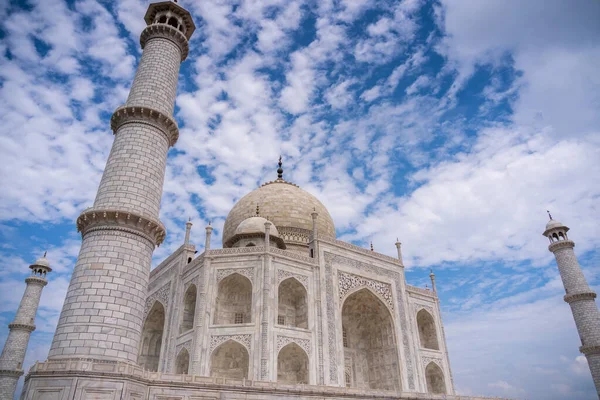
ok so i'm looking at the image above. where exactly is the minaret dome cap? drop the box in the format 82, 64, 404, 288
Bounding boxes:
30, 254, 52, 272
145, 1, 196, 40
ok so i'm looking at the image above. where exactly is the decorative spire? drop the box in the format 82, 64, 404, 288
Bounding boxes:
547, 210, 553, 220
256, 204, 260, 216
370, 242, 374, 251
43, 251, 47, 257
277, 156, 283, 179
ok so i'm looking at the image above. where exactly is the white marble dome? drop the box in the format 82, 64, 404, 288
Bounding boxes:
234, 216, 281, 237
222, 180, 336, 249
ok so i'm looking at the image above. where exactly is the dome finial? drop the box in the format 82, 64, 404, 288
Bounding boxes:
277, 156, 283, 179
547, 210, 553, 220
256, 204, 260, 216
370, 241, 374, 251
43, 251, 47, 257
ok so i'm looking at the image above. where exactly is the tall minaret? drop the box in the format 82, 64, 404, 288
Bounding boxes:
0, 255, 51, 399
543, 215, 600, 396
48, 2, 195, 364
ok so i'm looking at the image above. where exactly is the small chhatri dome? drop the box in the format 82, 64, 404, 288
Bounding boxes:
545, 219, 564, 231
223, 158, 336, 252
235, 216, 280, 237
30, 252, 52, 273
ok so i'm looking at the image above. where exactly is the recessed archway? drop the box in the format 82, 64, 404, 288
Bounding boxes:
209, 340, 249, 379
214, 273, 253, 325
278, 278, 308, 328
180, 284, 197, 333
425, 362, 446, 394
277, 343, 309, 384
175, 348, 190, 374
342, 288, 400, 391
138, 301, 165, 372
416, 309, 439, 350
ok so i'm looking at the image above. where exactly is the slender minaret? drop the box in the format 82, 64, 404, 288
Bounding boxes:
48, 2, 195, 364
543, 214, 600, 396
0, 255, 51, 399
395, 239, 404, 264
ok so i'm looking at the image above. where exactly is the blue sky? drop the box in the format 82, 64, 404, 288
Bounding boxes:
0, 0, 599, 398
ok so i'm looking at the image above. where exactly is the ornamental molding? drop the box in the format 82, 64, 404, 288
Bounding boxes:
319, 236, 402, 266
209, 334, 252, 354
145, 283, 170, 316
208, 246, 265, 256
277, 335, 311, 355
580, 345, 600, 356
564, 291, 597, 303
548, 240, 575, 252
324, 252, 415, 390
406, 284, 437, 298
422, 356, 443, 369
8, 323, 35, 332
24, 276, 48, 287
277, 269, 309, 289
111, 105, 179, 147
77, 208, 166, 247
270, 247, 315, 264
140, 23, 189, 61
338, 271, 394, 311
0, 369, 24, 377
278, 226, 311, 245
175, 340, 192, 357
216, 267, 254, 284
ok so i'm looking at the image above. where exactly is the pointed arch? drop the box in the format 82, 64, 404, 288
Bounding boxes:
214, 273, 252, 325
277, 343, 309, 384
341, 288, 400, 391
416, 309, 439, 350
425, 362, 446, 394
278, 277, 308, 328
180, 284, 197, 333
138, 301, 165, 371
209, 340, 249, 379
175, 348, 190, 374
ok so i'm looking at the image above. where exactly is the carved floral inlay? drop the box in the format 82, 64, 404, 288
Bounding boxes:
338, 271, 394, 310
277, 269, 309, 288
216, 267, 254, 284
276, 335, 311, 355
422, 356, 443, 369
209, 334, 252, 353
175, 340, 192, 357
145, 283, 170, 316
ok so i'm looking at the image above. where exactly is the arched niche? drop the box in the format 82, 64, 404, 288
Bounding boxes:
277, 343, 308, 384
214, 273, 253, 325
278, 277, 307, 328
416, 309, 439, 350
175, 348, 190, 374
180, 284, 197, 333
209, 340, 249, 379
342, 288, 400, 391
425, 362, 446, 394
139, 301, 165, 371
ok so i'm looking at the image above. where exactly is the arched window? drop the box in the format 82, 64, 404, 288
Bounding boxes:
158, 15, 167, 24
246, 242, 256, 247
558, 232, 565, 240
210, 340, 249, 379
176, 348, 190, 374
342, 289, 400, 390
416, 309, 439, 350
139, 301, 165, 372
425, 362, 446, 394
179, 285, 197, 333
277, 343, 308, 384
214, 273, 252, 325
168, 17, 178, 28
553, 232, 559, 241
278, 278, 307, 328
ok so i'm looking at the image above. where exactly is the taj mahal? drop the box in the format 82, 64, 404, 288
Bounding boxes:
1, 2, 599, 400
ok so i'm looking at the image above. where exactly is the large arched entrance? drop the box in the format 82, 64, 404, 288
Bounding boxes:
342, 288, 400, 391
277, 343, 309, 384
138, 301, 165, 371
214, 273, 252, 325
425, 362, 446, 394
416, 309, 439, 350
209, 340, 249, 379
278, 278, 308, 328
